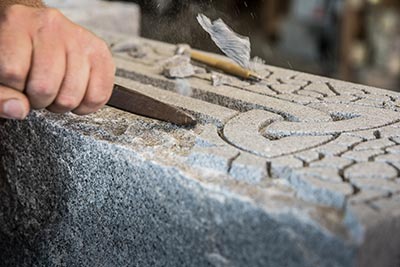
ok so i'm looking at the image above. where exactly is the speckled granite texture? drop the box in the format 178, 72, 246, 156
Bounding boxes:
0, 31, 400, 267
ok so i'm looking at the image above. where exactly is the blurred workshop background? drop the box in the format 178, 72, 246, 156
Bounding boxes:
109, 0, 400, 92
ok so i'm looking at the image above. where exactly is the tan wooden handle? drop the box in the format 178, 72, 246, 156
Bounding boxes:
191, 50, 258, 80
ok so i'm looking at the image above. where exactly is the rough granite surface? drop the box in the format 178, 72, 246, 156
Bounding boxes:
1, 31, 400, 267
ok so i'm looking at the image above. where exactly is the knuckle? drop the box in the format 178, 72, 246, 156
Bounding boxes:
55, 94, 79, 110
27, 81, 56, 98
83, 93, 109, 109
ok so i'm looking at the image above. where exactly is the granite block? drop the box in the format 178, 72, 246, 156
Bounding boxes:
1, 32, 400, 266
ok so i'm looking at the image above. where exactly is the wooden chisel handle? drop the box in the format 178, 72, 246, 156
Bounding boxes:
191, 50, 260, 81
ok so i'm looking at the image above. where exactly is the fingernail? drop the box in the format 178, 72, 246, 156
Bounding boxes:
2, 99, 26, 120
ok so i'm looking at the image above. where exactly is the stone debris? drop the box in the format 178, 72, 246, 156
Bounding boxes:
175, 44, 208, 75
162, 55, 196, 78
1, 34, 400, 267
175, 44, 191, 57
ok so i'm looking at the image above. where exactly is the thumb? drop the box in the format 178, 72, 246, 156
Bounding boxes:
0, 85, 30, 120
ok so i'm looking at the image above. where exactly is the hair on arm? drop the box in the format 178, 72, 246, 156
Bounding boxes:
0, 0, 44, 9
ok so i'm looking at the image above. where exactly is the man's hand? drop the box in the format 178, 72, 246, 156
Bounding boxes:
0, 5, 115, 120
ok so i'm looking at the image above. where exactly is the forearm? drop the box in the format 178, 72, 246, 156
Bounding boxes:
0, 0, 44, 9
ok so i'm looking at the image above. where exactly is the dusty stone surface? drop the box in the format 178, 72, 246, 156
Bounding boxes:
1, 32, 400, 267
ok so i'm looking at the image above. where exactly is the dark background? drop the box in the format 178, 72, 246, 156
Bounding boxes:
110, 0, 400, 92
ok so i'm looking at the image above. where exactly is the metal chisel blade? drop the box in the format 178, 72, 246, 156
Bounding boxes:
107, 83, 197, 127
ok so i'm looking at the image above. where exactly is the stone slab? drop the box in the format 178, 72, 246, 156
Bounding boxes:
1, 32, 400, 267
